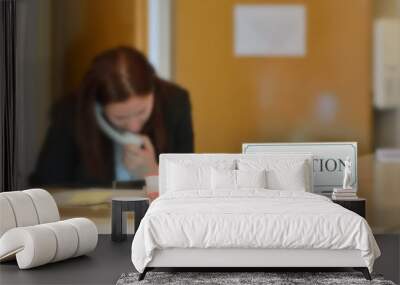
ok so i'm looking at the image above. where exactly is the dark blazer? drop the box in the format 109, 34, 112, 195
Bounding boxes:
30, 80, 194, 187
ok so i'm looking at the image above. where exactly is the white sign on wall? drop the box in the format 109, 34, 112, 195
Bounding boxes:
242, 142, 358, 194
234, 4, 307, 57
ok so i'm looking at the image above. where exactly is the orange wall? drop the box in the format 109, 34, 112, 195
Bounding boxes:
174, 0, 373, 154
52, 0, 147, 96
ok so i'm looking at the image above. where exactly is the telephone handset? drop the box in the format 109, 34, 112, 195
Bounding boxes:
94, 103, 143, 146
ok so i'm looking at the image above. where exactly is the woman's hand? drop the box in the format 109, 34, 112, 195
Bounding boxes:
122, 135, 158, 178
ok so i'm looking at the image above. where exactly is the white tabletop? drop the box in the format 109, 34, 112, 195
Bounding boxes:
112, 197, 149, 202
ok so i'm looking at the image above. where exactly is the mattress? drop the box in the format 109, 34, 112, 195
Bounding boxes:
131, 190, 380, 273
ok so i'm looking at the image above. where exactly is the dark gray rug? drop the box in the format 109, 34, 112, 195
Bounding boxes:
116, 272, 396, 285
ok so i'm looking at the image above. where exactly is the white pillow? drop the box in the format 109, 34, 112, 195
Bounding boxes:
211, 169, 267, 190
211, 168, 236, 190
167, 162, 211, 191
238, 158, 309, 191
165, 159, 236, 192
236, 169, 267, 188
267, 166, 306, 191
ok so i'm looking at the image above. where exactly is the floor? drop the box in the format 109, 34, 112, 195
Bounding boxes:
0, 235, 134, 285
0, 234, 399, 285
374, 234, 400, 284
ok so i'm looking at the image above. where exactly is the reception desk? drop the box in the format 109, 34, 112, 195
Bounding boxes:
48, 154, 400, 235
358, 154, 400, 234
49, 188, 147, 234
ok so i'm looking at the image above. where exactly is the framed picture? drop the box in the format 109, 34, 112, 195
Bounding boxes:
242, 142, 357, 194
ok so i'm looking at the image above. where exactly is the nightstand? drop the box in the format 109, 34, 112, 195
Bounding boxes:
111, 197, 149, 242
332, 198, 366, 218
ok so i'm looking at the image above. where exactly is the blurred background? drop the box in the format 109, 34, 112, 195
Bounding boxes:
5, 2, 399, 280
14, 0, 400, 188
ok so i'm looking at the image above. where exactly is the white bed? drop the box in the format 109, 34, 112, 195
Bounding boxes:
131, 154, 380, 280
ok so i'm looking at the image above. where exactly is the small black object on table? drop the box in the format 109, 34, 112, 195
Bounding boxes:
332, 198, 366, 218
112, 197, 149, 242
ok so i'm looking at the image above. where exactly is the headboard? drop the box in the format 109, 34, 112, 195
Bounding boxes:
159, 153, 313, 195
242, 142, 358, 194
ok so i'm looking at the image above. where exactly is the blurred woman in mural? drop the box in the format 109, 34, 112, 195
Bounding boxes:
31, 46, 194, 187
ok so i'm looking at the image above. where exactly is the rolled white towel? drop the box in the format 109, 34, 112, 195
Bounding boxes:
42, 221, 79, 262
23, 189, 60, 224
0, 218, 98, 269
0, 191, 39, 227
0, 226, 57, 269
63, 218, 98, 257
0, 196, 17, 237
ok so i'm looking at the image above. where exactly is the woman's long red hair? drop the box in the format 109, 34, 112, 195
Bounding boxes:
76, 46, 167, 179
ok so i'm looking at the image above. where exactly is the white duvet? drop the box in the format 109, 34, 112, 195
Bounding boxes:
131, 190, 380, 273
